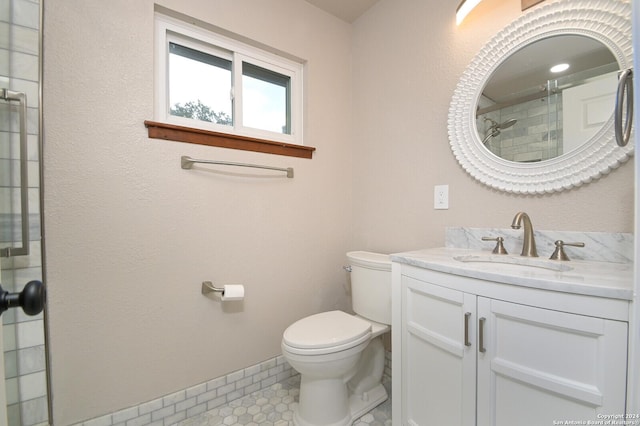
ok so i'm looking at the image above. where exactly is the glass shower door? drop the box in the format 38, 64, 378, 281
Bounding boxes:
0, 1, 49, 425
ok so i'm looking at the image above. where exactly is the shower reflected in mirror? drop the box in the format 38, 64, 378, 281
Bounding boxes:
482, 118, 517, 144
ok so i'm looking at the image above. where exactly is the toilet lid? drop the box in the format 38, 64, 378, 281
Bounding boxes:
283, 311, 371, 351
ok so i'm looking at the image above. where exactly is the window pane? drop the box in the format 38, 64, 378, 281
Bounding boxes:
169, 42, 232, 126
242, 62, 290, 134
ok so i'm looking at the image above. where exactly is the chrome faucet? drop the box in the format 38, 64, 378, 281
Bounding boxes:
511, 212, 538, 257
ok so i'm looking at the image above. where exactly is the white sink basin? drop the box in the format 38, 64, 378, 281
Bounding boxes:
453, 254, 573, 272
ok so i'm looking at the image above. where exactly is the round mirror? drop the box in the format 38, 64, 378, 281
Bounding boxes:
448, 0, 633, 194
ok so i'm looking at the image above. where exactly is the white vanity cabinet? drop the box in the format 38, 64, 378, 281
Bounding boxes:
394, 264, 629, 426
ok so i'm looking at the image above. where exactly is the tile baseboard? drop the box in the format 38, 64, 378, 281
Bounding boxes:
75, 355, 296, 426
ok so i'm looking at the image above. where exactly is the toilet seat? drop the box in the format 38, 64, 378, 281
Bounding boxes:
283, 310, 372, 355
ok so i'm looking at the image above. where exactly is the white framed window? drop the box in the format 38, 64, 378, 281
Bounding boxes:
154, 13, 304, 146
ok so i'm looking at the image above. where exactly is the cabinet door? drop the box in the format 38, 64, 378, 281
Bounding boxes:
477, 298, 628, 426
401, 276, 476, 426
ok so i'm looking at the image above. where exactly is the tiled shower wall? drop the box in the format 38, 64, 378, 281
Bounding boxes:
0, 0, 49, 425
478, 93, 563, 162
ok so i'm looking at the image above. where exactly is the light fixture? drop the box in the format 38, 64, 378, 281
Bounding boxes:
550, 63, 570, 73
456, 0, 483, 25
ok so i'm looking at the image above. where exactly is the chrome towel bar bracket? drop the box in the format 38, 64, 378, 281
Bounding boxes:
181, 156, 294, 178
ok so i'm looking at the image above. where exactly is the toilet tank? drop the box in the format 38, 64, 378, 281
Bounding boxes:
346, 251, 392, 325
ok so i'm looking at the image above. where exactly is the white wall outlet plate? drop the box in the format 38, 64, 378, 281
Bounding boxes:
434, 185, 449, 210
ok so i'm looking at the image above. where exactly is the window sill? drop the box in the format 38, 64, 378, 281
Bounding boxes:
144, 120, 315, 159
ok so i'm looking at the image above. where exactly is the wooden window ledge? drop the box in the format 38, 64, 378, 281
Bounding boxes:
144, 120, 315, 159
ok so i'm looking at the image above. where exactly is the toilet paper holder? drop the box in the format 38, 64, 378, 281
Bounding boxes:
201, 281, 225, 295
201, 281, 245, 301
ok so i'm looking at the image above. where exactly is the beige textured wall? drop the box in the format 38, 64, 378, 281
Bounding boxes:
43, 0, 634, 423
351, 0, 634, 254
43, 1, 353, 424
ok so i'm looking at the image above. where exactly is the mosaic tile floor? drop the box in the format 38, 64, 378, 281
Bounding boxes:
178, 374, 392, 426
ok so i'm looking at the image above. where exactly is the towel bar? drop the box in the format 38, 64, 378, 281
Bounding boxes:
0, 89, 29, 257
181, 156, 294, 178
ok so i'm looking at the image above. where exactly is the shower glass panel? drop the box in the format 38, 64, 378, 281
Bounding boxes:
0, 0, 49, 425
545, 78, 562, 160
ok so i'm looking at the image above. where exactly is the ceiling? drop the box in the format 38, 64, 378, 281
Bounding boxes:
483, 35, 617, 104
303, 0, 380, 23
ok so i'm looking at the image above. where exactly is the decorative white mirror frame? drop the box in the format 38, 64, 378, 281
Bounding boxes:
448, 0, 633, 194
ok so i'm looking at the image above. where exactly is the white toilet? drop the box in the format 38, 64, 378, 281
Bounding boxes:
281, 251, 391, 426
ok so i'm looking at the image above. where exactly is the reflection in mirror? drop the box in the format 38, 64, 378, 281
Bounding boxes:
448, 0, 632, 194
475, 35, 618, 163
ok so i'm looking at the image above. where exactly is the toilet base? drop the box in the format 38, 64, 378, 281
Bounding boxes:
293, 382, 388, 426
349, 382, 388, 421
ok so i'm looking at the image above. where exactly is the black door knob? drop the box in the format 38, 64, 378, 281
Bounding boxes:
0, 280, 46, 317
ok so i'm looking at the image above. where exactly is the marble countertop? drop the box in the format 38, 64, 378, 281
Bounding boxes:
391, 247, 634, 300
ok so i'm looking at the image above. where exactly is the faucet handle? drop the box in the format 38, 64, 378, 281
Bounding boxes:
482, 236, 508, 255
549, 240, 585, 261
